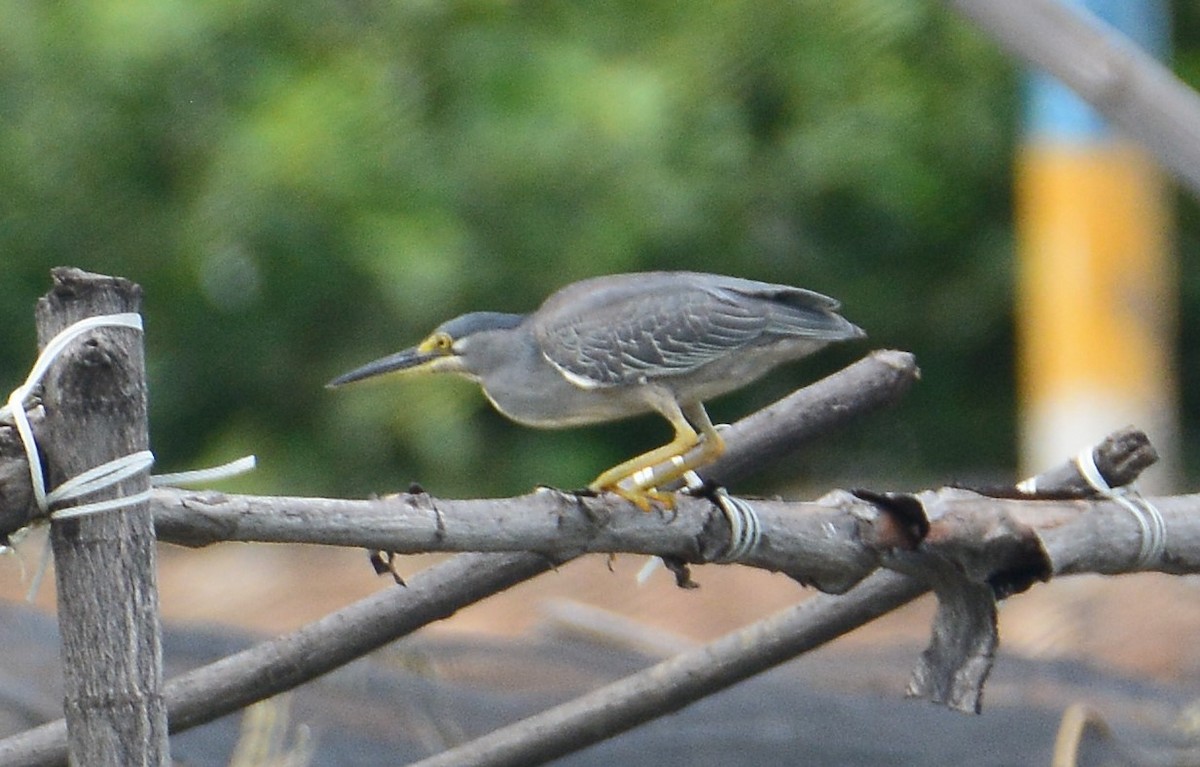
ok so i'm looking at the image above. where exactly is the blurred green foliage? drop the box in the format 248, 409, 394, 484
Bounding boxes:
0, 1, 1195, 498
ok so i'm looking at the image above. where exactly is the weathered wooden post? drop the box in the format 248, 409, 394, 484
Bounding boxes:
35, 268, 167, 765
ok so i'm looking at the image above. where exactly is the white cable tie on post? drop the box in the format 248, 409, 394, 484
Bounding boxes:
1075, 446, 1166, 569
5, 383, 46, 512
1, 313, 260, 606
0, 313, 148, 520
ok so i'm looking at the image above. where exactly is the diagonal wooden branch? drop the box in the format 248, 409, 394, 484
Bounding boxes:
406, 570, 928, 767
0, 552, 562, 767
947, 0, 1200, 197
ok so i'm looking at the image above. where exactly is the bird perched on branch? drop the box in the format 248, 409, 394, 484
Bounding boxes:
328, 271, 864, 509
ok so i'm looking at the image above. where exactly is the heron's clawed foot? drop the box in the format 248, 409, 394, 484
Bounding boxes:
596, 482, 676, 512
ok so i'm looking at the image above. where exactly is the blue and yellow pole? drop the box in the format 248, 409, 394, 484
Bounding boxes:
1016, 0, 1176, 488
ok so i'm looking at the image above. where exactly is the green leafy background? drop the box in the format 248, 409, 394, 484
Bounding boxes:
1, 1, 1196, 499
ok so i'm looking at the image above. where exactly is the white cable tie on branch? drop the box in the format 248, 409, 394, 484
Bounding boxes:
1015, 474, 1038, 495
682, 470, 762, 564
152, 455, 257, 487
1075, 446, 1166, 569
635, 554, 662, 585
712, 492, 762, 563
47, 450, 155, 521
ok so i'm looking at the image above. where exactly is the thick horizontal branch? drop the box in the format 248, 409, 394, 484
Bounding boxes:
153, 487, 893, 593
150, 484, 1200, 588
149, 424, 1188, 720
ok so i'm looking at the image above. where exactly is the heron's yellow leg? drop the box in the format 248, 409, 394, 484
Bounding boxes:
632, 403, 726, 490
589, 402, 725, 511
592, 417, 700, 501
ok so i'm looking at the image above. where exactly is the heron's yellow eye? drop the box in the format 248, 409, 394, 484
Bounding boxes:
418, 332, 454, 354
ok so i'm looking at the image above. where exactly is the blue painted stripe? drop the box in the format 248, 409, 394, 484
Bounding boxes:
1024, 0, 1169, 141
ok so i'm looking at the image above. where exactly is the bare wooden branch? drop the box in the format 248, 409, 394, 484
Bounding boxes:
145, 422, 1173, 729
35, 268, 168, 765
0, 342, 1177, 767
151, 489, 894, 593
146, 424, 1183, 723
700, 349, 918, 486
165, 552, 559, 732
947, 0, 1200, 197
968, 426, 1159, 499
146, 485, 1196, 586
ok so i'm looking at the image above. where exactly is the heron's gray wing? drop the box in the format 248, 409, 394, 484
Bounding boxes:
534, 274, 857, 388
735, 282, 863, 340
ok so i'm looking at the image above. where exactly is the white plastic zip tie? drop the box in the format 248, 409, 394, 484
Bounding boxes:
47, 450, 155, 521
685, 470, 761, 563
1075, 446, 1166, 569
713, 493, 762, 563
0, 313, 148, 519
635, 470, 763, 584
0, 313, 257, 526
0, 313, 259, 604
152, 455, 257, 487
635, 554, 662, 585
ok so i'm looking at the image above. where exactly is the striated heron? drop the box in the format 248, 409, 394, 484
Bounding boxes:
328, 271, 864, 508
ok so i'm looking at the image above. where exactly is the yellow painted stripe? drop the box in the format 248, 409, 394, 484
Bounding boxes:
1015, 143, 1174, 408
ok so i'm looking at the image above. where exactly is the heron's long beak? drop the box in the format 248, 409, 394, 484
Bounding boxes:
326, 346, 452, 387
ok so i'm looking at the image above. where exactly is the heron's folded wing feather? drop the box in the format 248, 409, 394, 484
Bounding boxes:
535, 288, 779, 387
